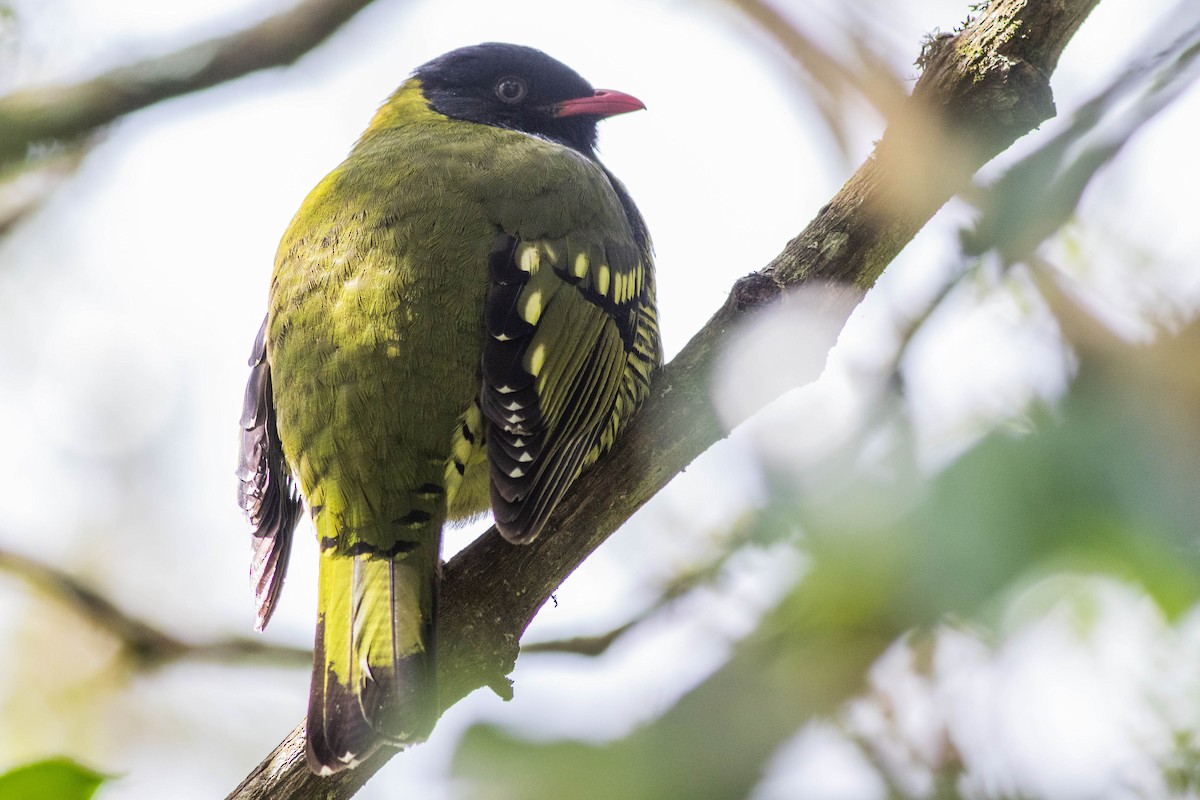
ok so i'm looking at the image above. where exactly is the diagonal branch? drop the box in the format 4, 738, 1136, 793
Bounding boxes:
0, 545, 310, 668
227, 1, 1100, 797
726, 0, 911, 147
0, 142, 91, 234
0, 0, 383, 167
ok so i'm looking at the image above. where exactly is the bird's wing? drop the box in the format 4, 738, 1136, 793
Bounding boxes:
237, 317, 305, 630
478, 150, 660, 543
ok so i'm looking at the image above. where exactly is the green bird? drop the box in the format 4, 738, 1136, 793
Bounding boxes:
236, 43, 660, 774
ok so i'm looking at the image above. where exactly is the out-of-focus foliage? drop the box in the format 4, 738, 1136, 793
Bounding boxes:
964, 3, 1200, 263
452, 298, 1200, 797
0, 758, 105, 800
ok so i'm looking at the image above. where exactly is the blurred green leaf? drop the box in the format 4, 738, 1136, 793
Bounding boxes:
0, 758, 105, 800
799, 357, 1200, 633
453, 595, 889, 800
452, 318, 1200, 798
962, 1, 1200, 262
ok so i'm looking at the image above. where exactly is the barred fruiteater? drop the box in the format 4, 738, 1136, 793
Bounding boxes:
236, 42, 660, 774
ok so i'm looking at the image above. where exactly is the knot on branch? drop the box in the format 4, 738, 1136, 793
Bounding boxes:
729, 272, 783, 312
915, 9, 1058, 150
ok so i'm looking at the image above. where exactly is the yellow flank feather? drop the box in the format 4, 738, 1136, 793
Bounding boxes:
445, 402, 490, 519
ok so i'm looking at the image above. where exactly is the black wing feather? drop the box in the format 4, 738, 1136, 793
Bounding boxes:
481, 233, 642, 544
237, 317, 304, 631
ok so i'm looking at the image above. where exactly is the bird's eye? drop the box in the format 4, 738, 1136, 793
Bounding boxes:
494, 76, 528, 104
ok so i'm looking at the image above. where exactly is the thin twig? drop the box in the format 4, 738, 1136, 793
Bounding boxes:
723, 0, 909, 158
521, 513, 763, 657
730, 0, 909, 117
520, 622, 639, 657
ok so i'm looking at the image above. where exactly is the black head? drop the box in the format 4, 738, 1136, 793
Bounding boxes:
414, 43, 644, 156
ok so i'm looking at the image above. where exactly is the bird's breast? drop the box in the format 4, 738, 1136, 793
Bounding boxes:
266, 158, 497, 546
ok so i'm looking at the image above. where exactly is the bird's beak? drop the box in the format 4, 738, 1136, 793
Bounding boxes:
554, 89, 646, 119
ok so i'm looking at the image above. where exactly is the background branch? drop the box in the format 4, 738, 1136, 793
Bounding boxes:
521, 512, 760, 657
227, 1, 1101, 797
0, 0, 383, 167
725, 0, 910, 157
0, 142, 91, 234
0, 546, 310, 668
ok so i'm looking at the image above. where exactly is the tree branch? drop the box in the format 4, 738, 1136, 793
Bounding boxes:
227, 1, 1100, 797
0, 0, 383, 166
0, 143, 91, 235
715, 0, 902, 158
720, 0, 907, 118
0, 546, 310, 668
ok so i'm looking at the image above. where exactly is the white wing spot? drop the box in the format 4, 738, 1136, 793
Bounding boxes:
517, 451, 533, 463
508, 467, 525, 478
597, 265, 611, 297
573, 252, 589, 279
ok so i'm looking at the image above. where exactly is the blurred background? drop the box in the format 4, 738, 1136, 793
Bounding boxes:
2, 0, 1200, 797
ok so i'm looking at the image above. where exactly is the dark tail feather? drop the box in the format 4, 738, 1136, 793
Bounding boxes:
305, 545, 440, 774
306, 620, 381, 774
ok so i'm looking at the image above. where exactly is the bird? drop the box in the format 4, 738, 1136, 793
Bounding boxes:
236, 42, 660, 775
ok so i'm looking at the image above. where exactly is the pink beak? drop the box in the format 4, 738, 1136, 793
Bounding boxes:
554, 89, 646, 119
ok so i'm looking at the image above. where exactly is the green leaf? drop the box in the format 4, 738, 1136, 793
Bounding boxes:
0, 758, 106, 800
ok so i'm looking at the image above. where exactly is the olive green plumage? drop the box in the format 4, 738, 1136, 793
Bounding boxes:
237, 42, 659, 774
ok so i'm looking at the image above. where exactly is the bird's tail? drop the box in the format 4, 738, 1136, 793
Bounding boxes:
305, 532, 439, 774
